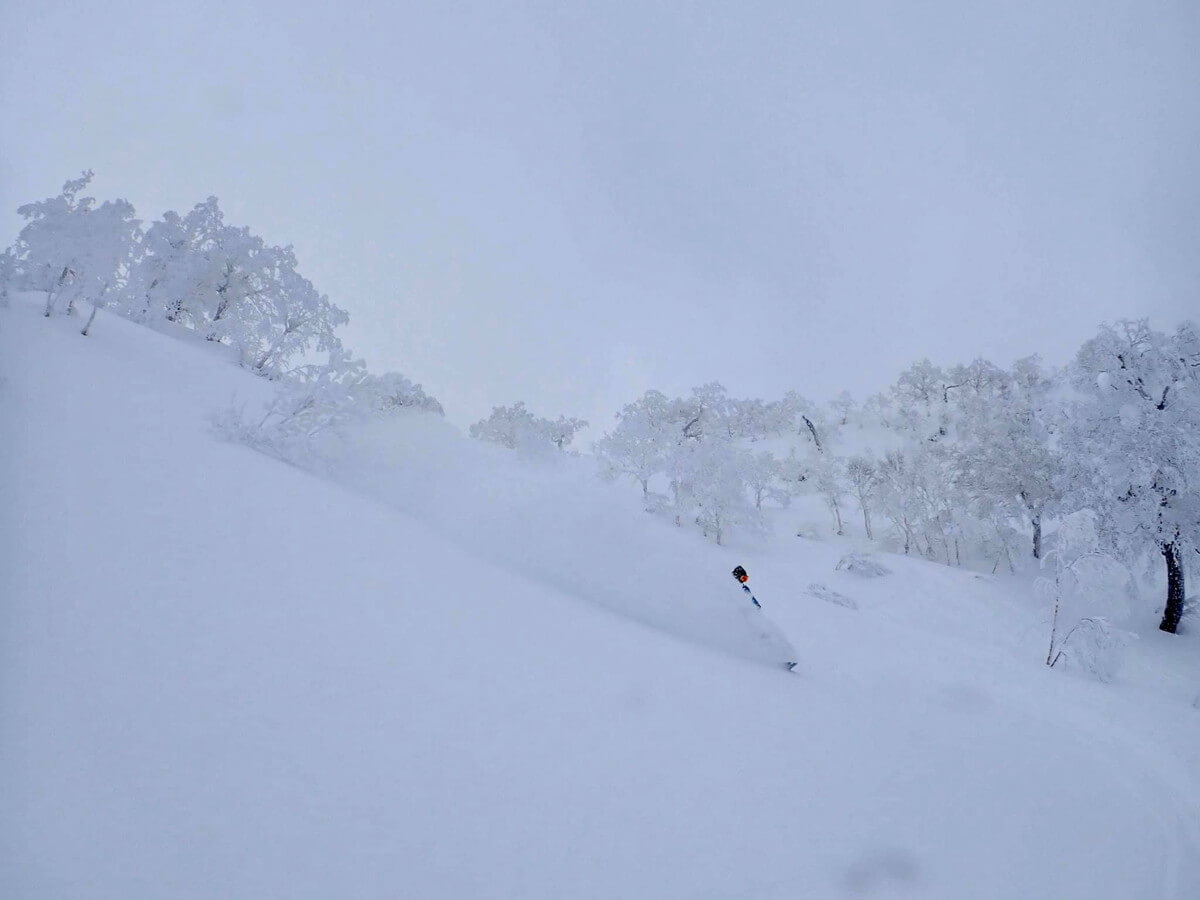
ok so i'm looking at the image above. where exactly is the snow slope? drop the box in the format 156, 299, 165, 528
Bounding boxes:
3, 297, 1200, 899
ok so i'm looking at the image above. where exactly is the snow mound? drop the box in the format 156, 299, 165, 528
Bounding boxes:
807, 582, 858, 610
835, 551, 891, 577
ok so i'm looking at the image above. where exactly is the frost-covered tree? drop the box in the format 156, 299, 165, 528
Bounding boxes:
876, 451, 922, 554
780, 389, 827, 451
541, 414, 589, 451
829, 390, 856, 426
8, 171, 141, 323
861, 392, 894, 429
890, 359, 956, 439
953, 356, 1061, 559
676, 382, 732, 441
124, 197, 349, 376
725, 398, 761, 440
673, 436, 754, 545
944, 358, 1008, 409
470, 402, 582, 453
470, 401, 540, 450
132, 198, 254, 332
357, 371, 445, 416
809, 453, 846, 536
215, 348, 443, 466
1060, 320, 1200, 633
243, 245, 349, 378
743, 450, 789, 511
74, 195, 142, 336
197, 220, 270, 343
126, 202, 214, 325
214, 348, 369, 466
844, 455, 880, 540
9, 171, 96, 301
127, 197, 347, 375
598, 382, 768, 543
874, 446, 961, 561
776, 448, 809, 499
661, 384, 741, 518
893, 358, 947, 408
1038, 511, 1134, 681
595, 390, 674, 500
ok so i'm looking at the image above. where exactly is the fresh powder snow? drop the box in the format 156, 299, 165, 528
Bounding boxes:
3, 294, 1200, 898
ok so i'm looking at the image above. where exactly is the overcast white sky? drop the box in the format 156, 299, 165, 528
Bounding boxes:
3, 0, 1197, 429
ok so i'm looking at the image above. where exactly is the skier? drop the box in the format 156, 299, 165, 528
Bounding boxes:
732, 565, 797, 671
731, 565, 760, 608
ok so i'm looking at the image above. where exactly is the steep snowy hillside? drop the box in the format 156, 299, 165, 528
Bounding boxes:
3, 297, 1199, 899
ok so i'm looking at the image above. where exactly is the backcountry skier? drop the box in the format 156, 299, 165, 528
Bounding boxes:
732, 565, 761, 608
733, 565, 797, 671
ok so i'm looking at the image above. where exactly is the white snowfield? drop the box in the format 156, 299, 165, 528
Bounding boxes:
3, 296, 1200, 899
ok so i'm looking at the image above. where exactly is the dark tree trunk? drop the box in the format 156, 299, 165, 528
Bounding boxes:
830, 498, 843, 536
81, 303, 99, 336
44, 266, 72, 316
1159, 541, 1185, 633
1031, 516, 1042, 560
801, 415, 823, 453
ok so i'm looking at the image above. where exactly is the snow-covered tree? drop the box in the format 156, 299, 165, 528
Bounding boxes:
598, 382, 770, 542
780, 389, 827, 451
673, 436, 754, 545
809, 453, 847, 536
124, 197, 348, 376
541, 414, 589, 451
743, 450, 789, 511
470, 402, 583, 454
723, 398, 753, 440
829, 390, 856, 426
776, 448, 809, 498
125, 202, 214, 325
242, 245, 348, 378
76, 200, 142, 335
470, 401, 540, 450
9, 171, 95, 300
844, 455, 880, 540
944, 358, 1008, 409
1059, 319, 1200, 633
595, 390, 674, 501
893, 358, 947, 408
861, 392, 894, 429
952, 356, 1061, 559
214, 348, 368, 467
1038, 511, 1135, 681
356, 371, 445, 416
874, 446, 961, 561
675, 382, 733, 441
660, 384, 739, 519
891, 359, 954, 439
8, 171, 141, 323
876, 452, 922, 554
215, 348, 444, 467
